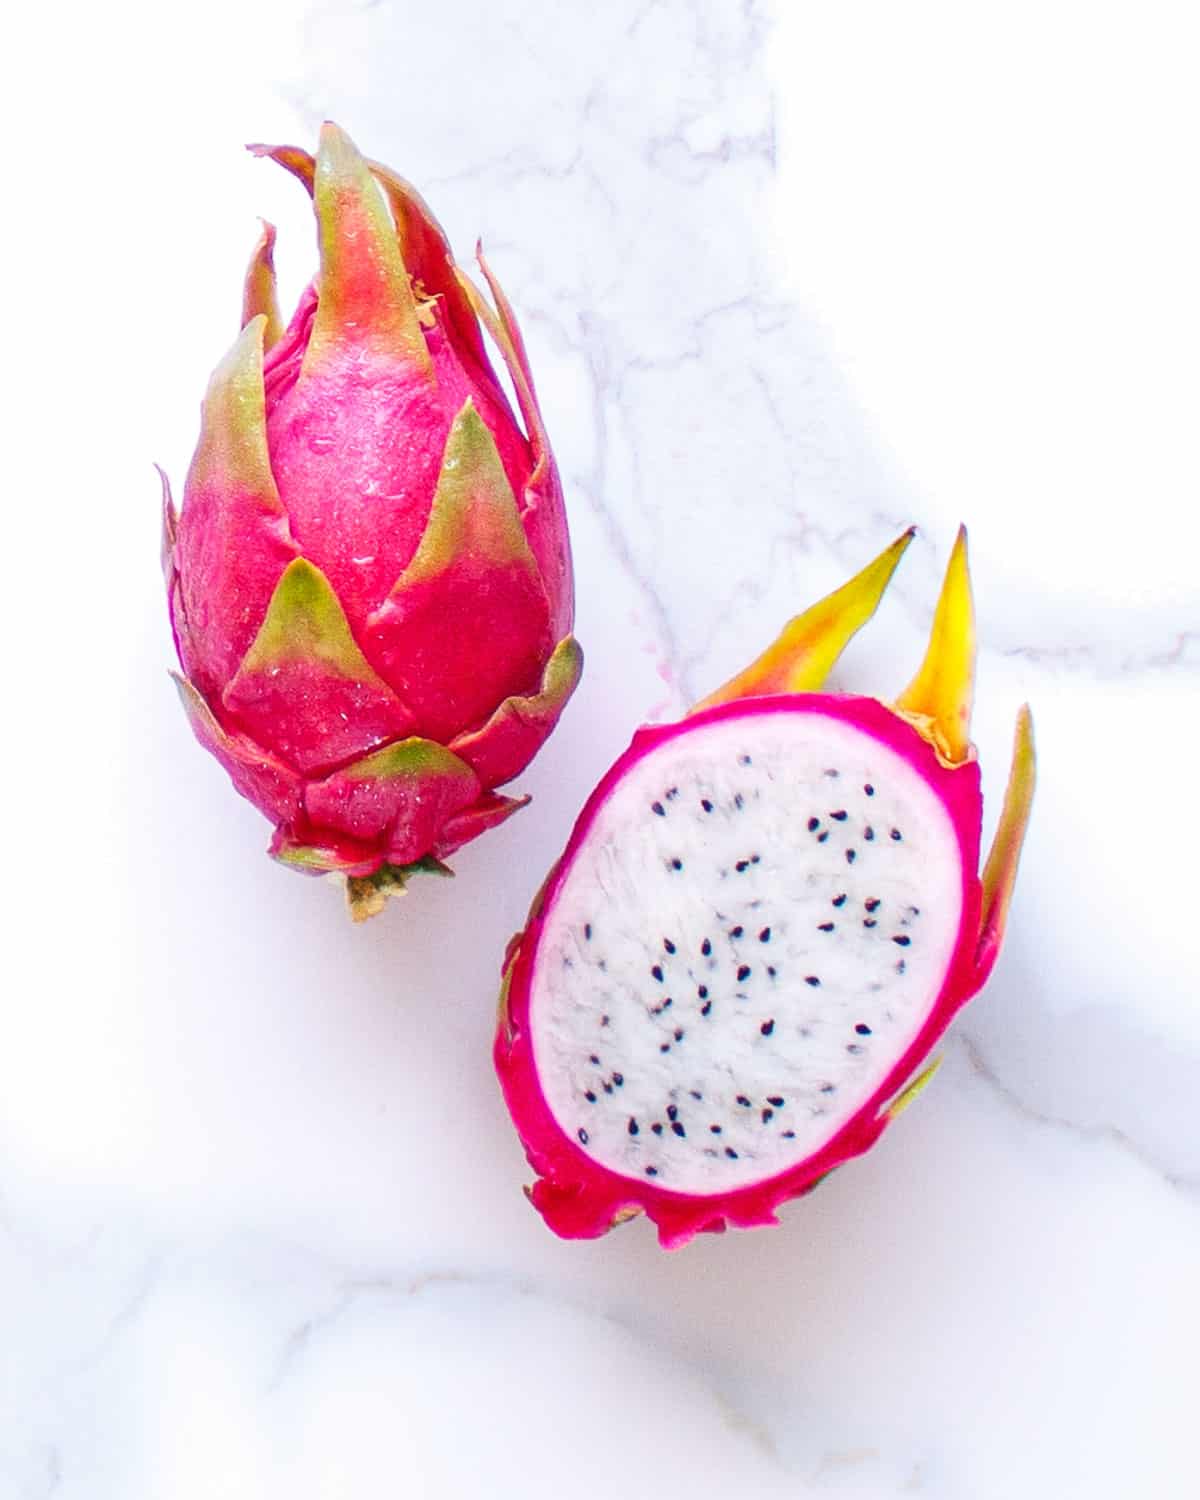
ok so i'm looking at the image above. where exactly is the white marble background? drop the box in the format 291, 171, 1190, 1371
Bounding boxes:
4, 2, 1197, 1496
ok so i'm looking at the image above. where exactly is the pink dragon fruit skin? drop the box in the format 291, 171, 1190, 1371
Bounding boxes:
163, 124, 580, 918
495, 531, 1035, 1247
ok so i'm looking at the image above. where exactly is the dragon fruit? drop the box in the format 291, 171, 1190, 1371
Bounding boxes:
495, 530, 1035, 1246
163, 123, 579, 918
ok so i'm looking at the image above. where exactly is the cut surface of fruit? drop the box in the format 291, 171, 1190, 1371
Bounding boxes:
526, 698, 968, 1196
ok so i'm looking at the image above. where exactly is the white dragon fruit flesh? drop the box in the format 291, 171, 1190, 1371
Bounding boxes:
495, 530, 1035, 1248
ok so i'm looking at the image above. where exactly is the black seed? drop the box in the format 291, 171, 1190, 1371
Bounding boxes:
736, 859, 750, 873
865, 898, 881, 912
601, 1014, 610, 1027
725, 1147, 739, 1159
783, 1129, 796, 1139
890, 828, 902, 841
734, 793, 745, 809
807, 817, 820, 832
864, 826, 875, 841
751, 854, 761, 864
736, 1095, 751, 1107
667, 786, 679, 800
701, 937, 712, 957
767, 1095, 784, 1106
818, 831, 830, 843
659, 1042, 670, 1053
602, 1082, 613, 1094
805, 975, 820, 988
584, 923, 593, 940
820, 1082, 836, 1094
767, 965, 777, 977
831, 809, 848, 822
710, 1124, 722, 1134
666, 1105, 678, 1121
628, 1118, 639, 1136
818, 922, 835, 933
690, 1090, 703, 1100
893, 935, 911, 947
739, 753, 752, 765
578, 1128, 589, 1144
737, 965, 752, 982
864, 918, 877, 929
585, 1091, 597, 1103
864, 784, 875, 797
730, 925, 744, 938
670, 858, 683, 871
855, 1023, 872, 1035
761, 1108, 774, 1124
664, 938, 676, 955
698, 984, 709, 999
896, 959, 907, 975
700, 1001, 713, 1016
761, 1019, 775, 1036
847, 1043, 863, 1055
674, 1027, 684, 1041
758, 927, 771, 942
651, 800, 665, 817
846, 848, 857, 864
833, 894, 848, 908
701, 798, 714, 813
645, 1166, 658, 1177
652, 1122, 664, 1135
825, 768, 839, 778
613, 1072, 624, 1086
671, 1122, 686, 1138
652, 964, 664, 982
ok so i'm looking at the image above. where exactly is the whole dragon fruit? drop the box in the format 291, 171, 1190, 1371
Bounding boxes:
163, 124, 579, 918
495, 531, 1034, 1246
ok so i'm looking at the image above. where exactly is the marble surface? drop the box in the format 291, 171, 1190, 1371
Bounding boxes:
4, 2, 1197, 1495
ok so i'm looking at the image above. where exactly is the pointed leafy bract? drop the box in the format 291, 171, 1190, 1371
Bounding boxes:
693, 529, 916, 713
364, 399, 553, 740
458, 254, 574, 636
223, 558, 415, 773
304, 123, 431, 378
158, 464, 177, 584
369, 163, 491, 377
304, 737, 481, 863
270, 826, 384, 877
246, 142, 314, 192
459, 252, 549, 486
435, 791, 530, 857
975, 704, 1036, 983
895, 526, 976, 765
175, 316, 298, 695
450, 635, 583, 788
241, 220, 284, 348
172, 673, 302, 824
883, 1056, 943, 1121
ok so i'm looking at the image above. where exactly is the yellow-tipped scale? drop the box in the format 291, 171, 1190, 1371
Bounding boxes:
894, 525, 976, 766
977, 704, 1037, 974
692, 528, 917, 713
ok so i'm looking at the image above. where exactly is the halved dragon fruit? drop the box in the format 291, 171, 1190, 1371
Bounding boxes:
495, 531, 1035, 1247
